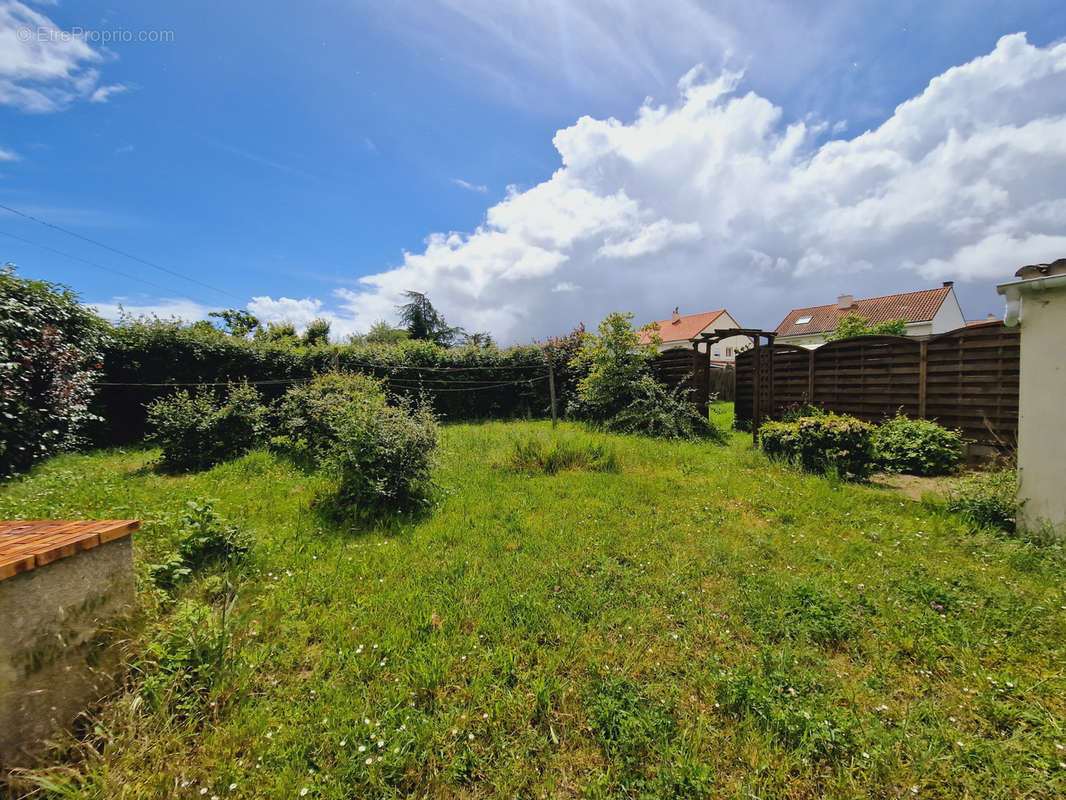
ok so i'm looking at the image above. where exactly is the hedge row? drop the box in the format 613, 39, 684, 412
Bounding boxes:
91, 320, 584, 444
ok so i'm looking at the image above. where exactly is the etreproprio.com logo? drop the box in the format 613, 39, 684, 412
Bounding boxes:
17, 26, 175, 44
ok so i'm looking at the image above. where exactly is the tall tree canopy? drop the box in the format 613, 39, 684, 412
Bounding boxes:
397, 291, 459, 347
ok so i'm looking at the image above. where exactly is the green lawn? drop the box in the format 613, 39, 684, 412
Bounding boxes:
3, 405, 1064, 799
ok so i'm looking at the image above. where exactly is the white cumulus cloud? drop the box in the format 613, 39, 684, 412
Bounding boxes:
311, 33, 1066, 341
0, 0, 120, 112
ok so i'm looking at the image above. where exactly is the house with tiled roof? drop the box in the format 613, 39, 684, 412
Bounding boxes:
638, 308, 750, 363
774, 282, 965, 348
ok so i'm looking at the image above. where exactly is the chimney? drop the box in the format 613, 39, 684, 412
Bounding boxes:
836, 294, 854, 310
942, 280, 954, 288
671, 306, 680, 323
987, 313, 997, 321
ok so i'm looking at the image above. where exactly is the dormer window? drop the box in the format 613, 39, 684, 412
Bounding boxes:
796, 316, 812, 324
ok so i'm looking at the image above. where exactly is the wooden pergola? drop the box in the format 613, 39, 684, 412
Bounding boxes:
695, 328, 777, 444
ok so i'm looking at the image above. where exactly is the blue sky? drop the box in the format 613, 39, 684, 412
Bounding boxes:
2, 1, 1066, 341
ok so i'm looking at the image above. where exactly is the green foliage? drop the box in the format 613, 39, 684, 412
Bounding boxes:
148, 499, 251, 590
604, 376, 727, 441
823, 312, 908, 342
208, 308, 260, 338
567, 312, 718, 441
146, 382, 268, 471
278, 373, 440, 516
873, 412, 964, 476
137, 598, 232, 715
946, 469, 1017, 533
760, 413, 876, 479
301, 318, 331, 347
398, 290, 460, 347
98, 317, 562, 442
0, 266, 107, 478
352, 319, 410, 346
570, 312, 659, 420
716, 650, 859, 761
780, 402, 827, 422
508, 432, 619, 474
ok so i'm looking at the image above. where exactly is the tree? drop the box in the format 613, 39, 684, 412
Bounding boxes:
823, 312, 908, 342
0, 265, 108, 477
254, 321, 300, 346
570, 311, 660, 419
397, 291, 459, 347
302, 318, 331, 347
209, 308, 260, 338
462, 331, 495, 349
364, 320, 410, 345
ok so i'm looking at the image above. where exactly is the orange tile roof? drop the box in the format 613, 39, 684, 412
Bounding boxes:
775, 287, 952, 337
639, 310, 726, 344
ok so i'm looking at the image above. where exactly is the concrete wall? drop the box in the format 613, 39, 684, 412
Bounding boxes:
1002, 281, 1066, 539
0, 537, 134, 768
931, 288, 966, 333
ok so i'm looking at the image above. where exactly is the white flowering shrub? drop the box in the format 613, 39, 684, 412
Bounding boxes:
0, 267, 107, 478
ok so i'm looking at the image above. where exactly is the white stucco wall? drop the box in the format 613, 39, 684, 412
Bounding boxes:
998, 280, 1066, 539
931, 288, 966, 333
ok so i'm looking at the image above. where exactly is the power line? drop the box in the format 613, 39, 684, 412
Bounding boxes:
0, 202, 242, 302
0, 228, 191, 298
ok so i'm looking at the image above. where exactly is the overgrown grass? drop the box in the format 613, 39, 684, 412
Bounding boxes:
508, 432, 619, 475
1, 404, 1064, 799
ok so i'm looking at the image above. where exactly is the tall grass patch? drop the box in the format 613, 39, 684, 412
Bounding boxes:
508, 432, 619, 475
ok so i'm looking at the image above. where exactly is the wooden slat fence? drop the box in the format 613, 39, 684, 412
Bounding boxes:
651, 348, 736, 405
735, 322, 1018, 446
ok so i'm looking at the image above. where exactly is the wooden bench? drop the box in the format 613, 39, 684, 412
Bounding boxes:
0, 520, 140, 581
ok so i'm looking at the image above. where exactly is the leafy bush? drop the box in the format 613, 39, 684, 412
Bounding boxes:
946, 470, 1016, 533
149, 500, 251, 589
570, 311, 660, 420
279, 373, 440, 516
277, 372, 385, 456
509, 433, 619, 475
873, 412, 964, 476
604, 376, 727, 441
760, 413, 875, 479
147, 382, 268, 471
823, 312, 907, 342
98, 317, 565, 443
568, 312, 720, 441
0, 267, 107, 478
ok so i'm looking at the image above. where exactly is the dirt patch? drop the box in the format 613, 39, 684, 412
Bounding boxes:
870, 472, 964, 502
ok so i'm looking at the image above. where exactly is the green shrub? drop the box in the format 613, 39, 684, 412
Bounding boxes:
97, 318, 566, 443
570, 311, 659, 420
279, 373, 440, 516
148, 500, 251, 589
147, 382, 267, 471
509, 433, 619, 474
946, 470, 1016, 533
604, 376, 726, 441
873, 413, 964, 476
278, 372, 385, 456
0, 267, 107, 478
760, 413, 875, 479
